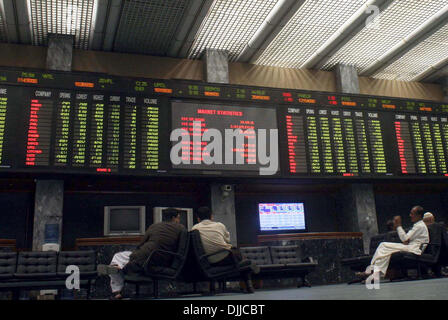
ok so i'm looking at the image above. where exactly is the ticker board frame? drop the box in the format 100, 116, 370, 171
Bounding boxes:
1, 66, 448, 181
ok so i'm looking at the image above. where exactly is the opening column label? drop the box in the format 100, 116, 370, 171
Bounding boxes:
305, 109, 321, 173
53, 92, 72, 166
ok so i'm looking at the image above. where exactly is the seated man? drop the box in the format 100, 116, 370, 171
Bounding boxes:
192, 206, 233, 265
98, 208, 185, 299
358, 205, 429, 279
423, 212, 435, 226
192, 206, 259, 292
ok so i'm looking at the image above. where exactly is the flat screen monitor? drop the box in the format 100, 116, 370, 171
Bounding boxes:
104, 206, 146, 236
258, 203, 306, 232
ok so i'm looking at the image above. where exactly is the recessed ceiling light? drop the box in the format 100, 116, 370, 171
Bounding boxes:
188, 0, 278, 61
254, 0, 367, 68
373, 22, 448, 82
29, 0, 95, 49
322, 0, 448, 73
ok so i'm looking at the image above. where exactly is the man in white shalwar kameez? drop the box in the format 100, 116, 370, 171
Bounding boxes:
361, 206, 429, 277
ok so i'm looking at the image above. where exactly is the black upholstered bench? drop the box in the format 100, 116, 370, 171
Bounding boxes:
240, 245, 317, 287
0, 251, 97, 299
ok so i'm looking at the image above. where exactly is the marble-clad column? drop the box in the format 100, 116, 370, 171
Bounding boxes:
32, 180, 64, 250
335, 64, 360, 95
203, 49, 238, 244
31, 34, 72, 250
339, 184, 379, 254
210, 184, 237, 246
351, 184, 379, 254
335, 64, 379, 253
46, 34, 74, 72
203, 49, 230, 84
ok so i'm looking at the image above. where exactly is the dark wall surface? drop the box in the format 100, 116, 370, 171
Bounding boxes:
375, 190, 448, 233
0, 192, 34, 249
2, 177, 448, 251
62, 192, 206, 249
235, 186, 343, 246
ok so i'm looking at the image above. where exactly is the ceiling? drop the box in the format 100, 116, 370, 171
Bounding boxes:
1, 0, 448, 83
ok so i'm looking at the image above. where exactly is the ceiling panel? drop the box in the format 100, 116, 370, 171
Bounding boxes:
253, 0, 368, 68
322, 0, 448, 73
29, 0, 95, 49
373, 22, 448, 81
113, 0, 189, 56
187, 0, 278, 61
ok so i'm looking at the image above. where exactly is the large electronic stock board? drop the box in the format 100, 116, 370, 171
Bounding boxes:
1, 67, 448, 180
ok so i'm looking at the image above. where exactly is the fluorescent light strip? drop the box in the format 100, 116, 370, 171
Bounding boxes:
0, 4, 6, 42
188, 0, 278, 61
29, 0, 94, 49
254, 0, 367, 68
373, 22, 448, 81
322, 0, 448, 72
114, 0, 189, 55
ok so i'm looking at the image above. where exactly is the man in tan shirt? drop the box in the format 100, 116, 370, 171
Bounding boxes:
192, 206, 234, 264
192, 206, 260, 293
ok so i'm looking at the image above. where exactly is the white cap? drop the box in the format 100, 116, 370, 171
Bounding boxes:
423, 212, 434, 219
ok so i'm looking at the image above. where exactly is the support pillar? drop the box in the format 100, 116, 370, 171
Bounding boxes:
32, 34, 72, 250
32, 181, 64, 250
335, 64, 360, 95
203, 49, 230, 84
210, 184, 237, 246
341, 184, 379, 254
46, 34, 74, 71
335, 64, 378, 253
203, 50, 237, 244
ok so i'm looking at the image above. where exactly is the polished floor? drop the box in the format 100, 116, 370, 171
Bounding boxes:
164, 277, 448, 300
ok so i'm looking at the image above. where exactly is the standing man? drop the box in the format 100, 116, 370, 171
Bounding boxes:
98, 208, 185, 299
358, 205, 429, 278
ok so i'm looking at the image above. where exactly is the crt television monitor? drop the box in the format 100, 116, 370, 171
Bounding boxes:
258, 203, 306, 232
153, 207, 194, 230
104, 206, 146, 236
